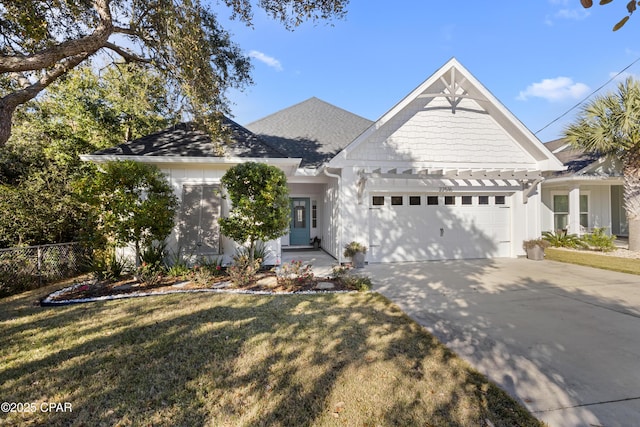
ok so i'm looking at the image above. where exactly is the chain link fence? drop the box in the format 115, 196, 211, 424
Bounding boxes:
0, 242, 90, 297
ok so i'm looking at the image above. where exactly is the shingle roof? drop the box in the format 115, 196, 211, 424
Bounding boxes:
90, 118, 288, 159
246, 97, 373, 167
544, 138, 602, 177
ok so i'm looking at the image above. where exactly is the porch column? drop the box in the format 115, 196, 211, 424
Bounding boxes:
568, 185, 582, 236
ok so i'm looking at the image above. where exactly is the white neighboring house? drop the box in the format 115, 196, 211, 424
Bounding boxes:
82, 57, 568, 265
541, 139, 626, 238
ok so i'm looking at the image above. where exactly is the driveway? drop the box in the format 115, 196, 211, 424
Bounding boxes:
367, 258, 640, 427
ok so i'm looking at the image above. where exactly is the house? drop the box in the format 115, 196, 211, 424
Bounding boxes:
83, 58, 570, 265
541, 139, 626, 237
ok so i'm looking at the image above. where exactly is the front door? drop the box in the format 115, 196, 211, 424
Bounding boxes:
290, 198, 310, 246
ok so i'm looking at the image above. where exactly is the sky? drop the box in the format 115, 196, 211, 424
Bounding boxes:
221, 0, 640, 143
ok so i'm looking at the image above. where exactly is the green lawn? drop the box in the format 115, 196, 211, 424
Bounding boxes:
546, 247, 640, 275
0, 280, 543, 427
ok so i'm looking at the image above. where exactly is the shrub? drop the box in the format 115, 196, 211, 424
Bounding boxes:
522, 238, 550, 250
91, 250, 129, 282
228, 255, 261, 287
341, 275, 372, 292
542, 230, 585, 248
166, 263, 190, 278
141, 241, 167, 267
235, 242, 269, 266
582, 227, 616, 252
136, 261, 163, 286
343, 241, 367, 258
331, 264, 352, 279
219, 162, 290, 265
276, 260, 315, 288
191, 257, 224, 285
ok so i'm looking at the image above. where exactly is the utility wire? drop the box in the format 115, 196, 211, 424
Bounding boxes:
534, 55, 640, 135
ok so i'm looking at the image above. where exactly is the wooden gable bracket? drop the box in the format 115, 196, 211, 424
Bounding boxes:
521, 177, 544, 204
356, 169, 368, 204
418, 66, 491, 114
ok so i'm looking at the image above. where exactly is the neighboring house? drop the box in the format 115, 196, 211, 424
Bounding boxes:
541, 139, 627, 237
83, 58, 568, 264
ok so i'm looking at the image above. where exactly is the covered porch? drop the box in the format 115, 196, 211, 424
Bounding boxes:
541, 179, 627, 237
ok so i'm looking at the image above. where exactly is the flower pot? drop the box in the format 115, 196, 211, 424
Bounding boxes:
352, 252, 366, 268
526, 246, 545, 260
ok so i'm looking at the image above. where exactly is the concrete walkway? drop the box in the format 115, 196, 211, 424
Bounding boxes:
281, 249, 338, 278
366, 258, 640, 427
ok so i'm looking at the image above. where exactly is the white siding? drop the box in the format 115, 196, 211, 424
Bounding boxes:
348, 96, 535, 166
323, 179, 340, 259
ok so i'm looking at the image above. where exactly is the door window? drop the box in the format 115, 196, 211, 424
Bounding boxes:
293, 200, 306, 228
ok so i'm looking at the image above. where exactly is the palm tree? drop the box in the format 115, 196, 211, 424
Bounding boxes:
564, 77, 640, 251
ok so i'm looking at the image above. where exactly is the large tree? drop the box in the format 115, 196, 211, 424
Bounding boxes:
0, 63, 176, 248
564, 77, 640, 251
0, 0, 348, 146
580, 0, 639, 30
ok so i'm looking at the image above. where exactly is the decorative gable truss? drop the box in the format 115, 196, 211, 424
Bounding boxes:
330, 58, 564, 203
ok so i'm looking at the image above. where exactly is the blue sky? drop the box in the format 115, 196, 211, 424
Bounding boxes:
222, 0, 640, 142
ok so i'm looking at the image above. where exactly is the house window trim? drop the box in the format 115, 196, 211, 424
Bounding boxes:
579, 191, 590, 230
426, 195, 439, 206
372, 196, 385, 206
551, 190, 590, 232
551, 192, 569, 232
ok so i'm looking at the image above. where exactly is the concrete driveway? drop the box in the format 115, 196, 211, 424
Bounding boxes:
367, 258, 640, 427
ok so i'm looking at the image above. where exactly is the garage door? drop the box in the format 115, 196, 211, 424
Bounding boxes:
368, 194, 511, 262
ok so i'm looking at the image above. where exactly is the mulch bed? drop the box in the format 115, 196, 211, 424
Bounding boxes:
43, 271, 351, 305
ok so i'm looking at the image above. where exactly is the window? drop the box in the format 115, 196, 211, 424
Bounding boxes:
312, 200, 317, 228
391, 196, 403, 206
580, 194, 589, 228
372, 196, 385, 206
478, 195, 489, 205
553, 195, 568, 230
461, 196, 472, 205
409, 196, 421, 206
444, 196, 455, 205
495, 195, 506, 205
293, 200, 306, 228
427, 196, 439, 205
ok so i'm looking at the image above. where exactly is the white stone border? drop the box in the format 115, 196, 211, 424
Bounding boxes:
41, 280, 357, 306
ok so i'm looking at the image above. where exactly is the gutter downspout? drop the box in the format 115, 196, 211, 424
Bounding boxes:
323, 167, 343, 264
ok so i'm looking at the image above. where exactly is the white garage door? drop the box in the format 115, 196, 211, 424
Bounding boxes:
368, 194, 511, 262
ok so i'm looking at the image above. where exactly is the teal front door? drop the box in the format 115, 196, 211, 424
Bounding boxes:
290, 198, 310, 246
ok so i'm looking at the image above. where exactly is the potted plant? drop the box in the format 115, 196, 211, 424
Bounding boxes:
344, 241, 367, 268
522, 238, 550, 261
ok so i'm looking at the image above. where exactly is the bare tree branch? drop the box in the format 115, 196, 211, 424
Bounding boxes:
104, 43, 152, 64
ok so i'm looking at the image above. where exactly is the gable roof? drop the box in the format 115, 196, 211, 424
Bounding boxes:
246, 97, 373, 167
90, 118, 288, 159
331, 58, 565, 172
544, 138, 613, 178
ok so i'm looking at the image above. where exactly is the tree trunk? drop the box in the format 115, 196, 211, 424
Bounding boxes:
0, 99, 17, 146
623, 148, 640, 252
249, 240, 255, 265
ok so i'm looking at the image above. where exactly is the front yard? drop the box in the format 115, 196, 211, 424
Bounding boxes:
545, 247, 640, 275
0, 280, 543, 426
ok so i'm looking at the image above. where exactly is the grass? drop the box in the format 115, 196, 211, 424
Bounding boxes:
0, 279, 543, 427
546, 247, 640, 275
